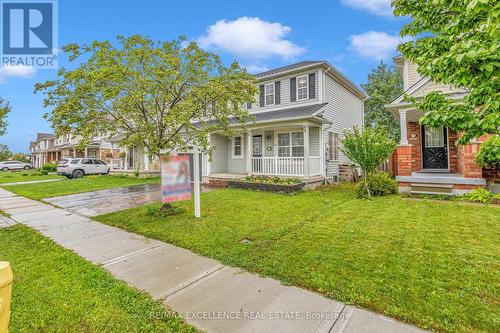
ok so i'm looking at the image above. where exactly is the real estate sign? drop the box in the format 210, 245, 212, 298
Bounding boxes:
160, 155, 191, 203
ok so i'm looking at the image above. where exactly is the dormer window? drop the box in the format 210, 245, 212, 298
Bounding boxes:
265, 83, 275, 106
297, 75, 308, 101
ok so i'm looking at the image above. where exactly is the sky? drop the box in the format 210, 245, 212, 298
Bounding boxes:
0, 0, 408, 153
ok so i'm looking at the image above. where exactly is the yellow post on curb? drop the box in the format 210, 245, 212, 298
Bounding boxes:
0, 262, 13, 333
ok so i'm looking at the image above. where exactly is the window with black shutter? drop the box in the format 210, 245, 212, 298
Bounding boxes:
259, 85, 265, 107
308, 73, 316, 99
275, 81, 281, 104
290, 77, 297, 102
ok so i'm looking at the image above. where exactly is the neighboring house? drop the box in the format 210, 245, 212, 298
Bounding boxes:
29, 131, 156, 172
386, 56, 493, 195
203, 61, 366, 185
30, 133, 57, 168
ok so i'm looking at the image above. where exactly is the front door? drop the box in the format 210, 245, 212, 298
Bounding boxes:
422, 125, 448, 170
252, 135, 263, 157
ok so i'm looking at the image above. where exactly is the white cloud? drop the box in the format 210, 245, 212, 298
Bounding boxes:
341, 0, 393, 17
198, 17, 305, 60
242, 63, 269, 74
0, 65, 37, 82
349, 31, 408, 61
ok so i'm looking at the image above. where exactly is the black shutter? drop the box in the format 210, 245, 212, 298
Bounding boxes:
290, 77, 296, 102
308, 73, 316, 99
275, 81, 281, 104
259, 85, 265, 107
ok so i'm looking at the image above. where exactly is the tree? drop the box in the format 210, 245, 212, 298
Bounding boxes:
0, 96, 11, 136
35, 35, 258, 158
361, 61, 403, 141
0, 144, 11, 161
341, 127, 397, 198
394, 0, 500, 165
11, 153, 30, 163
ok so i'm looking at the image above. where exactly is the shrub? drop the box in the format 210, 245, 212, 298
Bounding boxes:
355, 171, 398, 199
464, 188, 493, 204
41, 163, 57, 172
475, 135, 500, 169
40, 170, 48, 175
241, 175, 302, 185
341, 127, 397, 198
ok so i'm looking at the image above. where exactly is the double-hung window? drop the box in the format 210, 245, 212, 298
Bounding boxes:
233, 136, 243, 158
265, 83, 275, 106
278, 132, 304, 157
328, 132, 339, 160
296, 75, 308, 101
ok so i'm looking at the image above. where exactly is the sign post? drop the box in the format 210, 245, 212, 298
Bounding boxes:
193, 146, 201, 218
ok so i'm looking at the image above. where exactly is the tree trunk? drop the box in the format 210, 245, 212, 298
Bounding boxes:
364, 171, 371, 198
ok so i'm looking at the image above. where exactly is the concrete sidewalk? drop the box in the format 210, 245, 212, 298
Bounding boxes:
0, 178, 64, 186
0, 187, 427, 333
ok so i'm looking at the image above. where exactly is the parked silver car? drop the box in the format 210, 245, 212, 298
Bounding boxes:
0, 160, 32, 171
57, 158, 110, 178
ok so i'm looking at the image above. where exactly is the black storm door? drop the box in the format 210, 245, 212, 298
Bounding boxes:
422, 125, 448, 169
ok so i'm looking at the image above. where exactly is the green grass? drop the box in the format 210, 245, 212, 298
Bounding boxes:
2, 174, 159, 200
0, 170, 63, 184
95, 185, 500, 333
0, 224, 197, 333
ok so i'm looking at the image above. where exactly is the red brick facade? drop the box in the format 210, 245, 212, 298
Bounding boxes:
397, 122, 485, 178
457, 142, 483, 178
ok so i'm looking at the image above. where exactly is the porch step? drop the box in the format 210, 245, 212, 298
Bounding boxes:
410, 183, 454, 195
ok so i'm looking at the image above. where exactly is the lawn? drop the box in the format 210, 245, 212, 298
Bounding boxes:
2, 174, 159, 200
0, 170, 63, 184
0, 224, 197, 333
95, 185, 500, 333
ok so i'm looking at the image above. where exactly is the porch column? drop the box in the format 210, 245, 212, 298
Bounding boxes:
246, 131, 252, 174
399, 109, 409, 145
73, 148, 76, 158
84, 147, 88, 158
304, 123, 310, 178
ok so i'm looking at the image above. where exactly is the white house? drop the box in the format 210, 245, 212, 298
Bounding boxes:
29, 61, 366, 184
202, 61, 366, 184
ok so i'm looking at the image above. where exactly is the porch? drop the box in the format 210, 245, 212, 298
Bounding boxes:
208, 120, 325, 180
395, 108, 487, 194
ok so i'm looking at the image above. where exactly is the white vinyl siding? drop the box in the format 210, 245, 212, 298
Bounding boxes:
210, 134, 228, 173
309, 127, 320, 157
322, 73, 363, 178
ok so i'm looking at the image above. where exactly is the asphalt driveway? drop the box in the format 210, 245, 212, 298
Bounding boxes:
43, 183, 161, 217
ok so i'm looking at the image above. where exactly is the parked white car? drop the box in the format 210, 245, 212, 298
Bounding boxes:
57, 158, 110, 178
0, 160, 32, 171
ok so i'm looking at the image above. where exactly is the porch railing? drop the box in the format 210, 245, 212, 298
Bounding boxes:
251, 157, 305, 176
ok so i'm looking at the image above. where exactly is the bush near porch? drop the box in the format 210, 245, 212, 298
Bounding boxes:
95, 184, 500, 333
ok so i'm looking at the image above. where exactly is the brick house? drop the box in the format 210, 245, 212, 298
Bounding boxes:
386, 56, 494, 195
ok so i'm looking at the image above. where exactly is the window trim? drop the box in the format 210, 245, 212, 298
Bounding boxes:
328, 132, 340, 161
296, 75, 309, 101
264, 82, 275, 106
232, 136, 243, 159
276, 131, 304, 157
